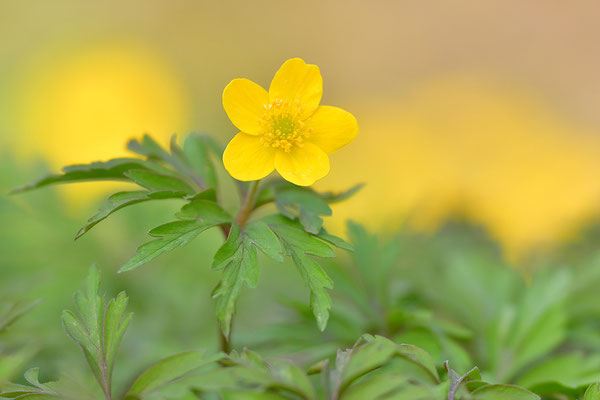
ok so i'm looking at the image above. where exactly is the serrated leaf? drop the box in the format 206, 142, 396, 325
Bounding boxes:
125, 170, 194, 194
187, 188, 217, 202
10, 158, 151, 193
316, 229, 353, 251
120, 220, 215, 273
245, 221, 284, 261
212, 225, 243, 270
177, 199, 232, 224
265, 215, 334, 258
75, 190, 186, 240
320, 183, 365, 203
58, 267, 132, 400
128, 134, 171, 160
288, 247, 332, 331
61, 311, 97, 358
275, 188, 331, 234
183, 134, 218, 188
213, 227, 260, 337
104, 292, 132, 375
125, 351, 224, 397
128, 134, 212, 191
0, 372, 95, 400
263, 215, 335, 330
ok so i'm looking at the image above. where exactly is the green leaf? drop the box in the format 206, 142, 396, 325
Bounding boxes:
396, 344, 440, 384
104, 292, 133, 377
516, 353, 600, 390
265, 215, 334, 258
61, 310, 98, 360
119, 220, 216, 273
75, 190, 186, 240
275, 187, 332, 234
212, 225, 260, 337
0, 299, 41, 333
316, 229, 353, 251
342, 373, 410, 400
0, 371, 95, 400
212, 224, 244, 270
340, 336, 397, 391
211, 222, 283, 337
125, 170, 194, 194
127, 134, 171, 160
10, 158, 151, 193
60, 266, 132, 400
264, 215, 335, 330
128, 134, 214, 191
245, 221, 284, 261
183, 134, 218, 188
125, 351, 224, 397
187, 188, 217, 202
585, 383, 600, 400
472, 384, 540, 400
320, 183, 365, 203
287, 247, 332, 331
177, 199, 232, 224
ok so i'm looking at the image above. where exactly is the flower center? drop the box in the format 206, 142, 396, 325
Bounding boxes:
259, 99, 312, 152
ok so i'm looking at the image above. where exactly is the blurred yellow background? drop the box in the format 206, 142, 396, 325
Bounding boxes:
2, 0, 600, 260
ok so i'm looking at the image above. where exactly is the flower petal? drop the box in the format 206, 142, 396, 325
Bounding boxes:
223, 132, 276, 181
275, 143, 330, 186
306, 106, 359, 154
269, 58, 322, 118
223, 79, 269, 135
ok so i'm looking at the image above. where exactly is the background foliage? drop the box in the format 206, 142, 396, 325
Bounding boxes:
4, 145, 600, 398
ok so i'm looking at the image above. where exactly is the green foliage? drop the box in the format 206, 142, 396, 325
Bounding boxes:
0, 300, 40, 386
585, 383, 600, 400
75, 190, 186, 240
9, 159, 154, 194
123, 350, 225, 399
0, 300, 40, 335
263, 214, 343, 331
246, 220, 600, 399
12, 134, 357, 334
10, 132, 600, 400
212, 224, 261, 338
179, 335, 542, 399
5, 229, 600, 399
275, 186, 332, 234
61, 265, 132, 399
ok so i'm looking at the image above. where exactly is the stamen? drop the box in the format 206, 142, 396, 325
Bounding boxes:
259, 98, 309, 151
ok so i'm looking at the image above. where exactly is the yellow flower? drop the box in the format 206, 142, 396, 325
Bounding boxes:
222, 58, 358, 186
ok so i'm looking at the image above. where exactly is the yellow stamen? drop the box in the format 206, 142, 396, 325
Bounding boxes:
258, 98, 310, 152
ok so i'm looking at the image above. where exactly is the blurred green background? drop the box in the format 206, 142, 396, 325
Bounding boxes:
3, 0, 600, 394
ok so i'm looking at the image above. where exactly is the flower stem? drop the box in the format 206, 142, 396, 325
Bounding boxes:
235, 180, 261, 228
217, 180, 261, 353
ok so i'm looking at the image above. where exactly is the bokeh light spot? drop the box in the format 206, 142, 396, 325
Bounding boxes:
321, 76, 600, 260
14, 42, 190, 208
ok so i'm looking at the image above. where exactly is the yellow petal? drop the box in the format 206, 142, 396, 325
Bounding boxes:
275, 143, 330, 186
222, 79, 268, 135
306, 106, 358, 154
269, 58, 322, 118
223, 132, 276, 181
